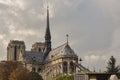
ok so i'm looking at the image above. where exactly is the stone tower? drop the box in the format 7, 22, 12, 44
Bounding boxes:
44, 6, 52, 58
7, 40, 25, 61
31, 42, 45, 53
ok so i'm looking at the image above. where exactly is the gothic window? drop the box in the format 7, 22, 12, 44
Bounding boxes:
63, 61, 68, 74
70, 61, 74, 73
38, 67, 41, 72
14, 46, 17, 60
39, 48, 41, 52
51, 55, 54, 58
21, 50, 23, 53
32, 67, 36, 72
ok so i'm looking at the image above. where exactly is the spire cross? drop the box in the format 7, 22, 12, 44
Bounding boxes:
66, 34, 69, 44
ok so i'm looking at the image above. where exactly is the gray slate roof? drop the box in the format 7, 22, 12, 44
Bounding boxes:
24, 51, 43, 63
45, 43, 77, 61
23, 43, 78, 63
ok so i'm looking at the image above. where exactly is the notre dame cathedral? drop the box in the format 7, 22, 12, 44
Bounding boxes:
7, 7, 88, 80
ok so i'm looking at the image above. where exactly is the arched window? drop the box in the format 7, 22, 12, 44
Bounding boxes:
39, 48, 41, 52
63, 61, 68, 74
32, 67, 36, 72
38, 67, 41, 72
14, 46, 17, 60
70, 61, 74, 73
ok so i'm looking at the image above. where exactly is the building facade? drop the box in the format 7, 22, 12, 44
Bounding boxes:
7, 7, 88, 80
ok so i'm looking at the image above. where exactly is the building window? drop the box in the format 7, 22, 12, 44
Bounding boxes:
51, 55, 54, 58
63, 61, 68, 74
38, 67, 41, 72
14, 46, 17, 60
70, 61, 74, 73
32, 57, 36, 62
32, 67, 36, 72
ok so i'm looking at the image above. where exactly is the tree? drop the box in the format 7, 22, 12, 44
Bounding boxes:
30, 72, 43, 80
9, 68, 43, 80
106, 56, 120, 74
9, 68, 33, 80
0, 61, 22, 80
53, 74, 74, 80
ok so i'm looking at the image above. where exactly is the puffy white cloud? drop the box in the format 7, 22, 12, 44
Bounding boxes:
0, 34, 5, 40
0, 0, 25, 9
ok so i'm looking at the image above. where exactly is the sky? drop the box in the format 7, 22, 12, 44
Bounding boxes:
0, 0, 120, 71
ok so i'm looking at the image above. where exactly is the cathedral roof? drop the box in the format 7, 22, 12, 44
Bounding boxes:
45, 43, 78, 61
24, 51, 43, 63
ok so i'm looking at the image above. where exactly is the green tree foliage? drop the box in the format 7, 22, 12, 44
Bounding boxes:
0, 61, 43, 80
9, 68, 32, 80
30, 71, 43, 80
0, 61, 22, 80
106, 56, 120, 74
53, 74, 74, 80
9, 68, 43, 80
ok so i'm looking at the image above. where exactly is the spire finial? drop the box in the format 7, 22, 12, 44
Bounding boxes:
47, 5, 49, 9
66, 34, 69, 44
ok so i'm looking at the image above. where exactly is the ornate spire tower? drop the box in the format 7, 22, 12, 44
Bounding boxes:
44, 6, 51, 55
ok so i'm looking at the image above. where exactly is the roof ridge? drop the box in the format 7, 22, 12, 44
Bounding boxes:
52, 42, 67, 51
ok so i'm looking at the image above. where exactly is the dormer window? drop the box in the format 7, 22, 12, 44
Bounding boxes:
32, 57, 36, 62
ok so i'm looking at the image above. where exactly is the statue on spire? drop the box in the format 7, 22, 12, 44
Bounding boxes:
66, 34, 69, 44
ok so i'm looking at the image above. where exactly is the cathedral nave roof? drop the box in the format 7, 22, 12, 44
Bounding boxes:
24, 51, 43, 63
45, 43, 78, 61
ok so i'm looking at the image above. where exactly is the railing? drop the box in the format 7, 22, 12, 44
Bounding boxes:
74, 74, 89, 80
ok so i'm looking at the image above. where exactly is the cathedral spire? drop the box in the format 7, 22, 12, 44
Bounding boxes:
45, 6, 51, 40
44, 6, 51, 55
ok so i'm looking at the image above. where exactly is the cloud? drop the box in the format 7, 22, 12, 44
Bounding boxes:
0, 34, 5, 40
96, 0, 120, 26
82, 49, 120, 71
0, 0, 25, 9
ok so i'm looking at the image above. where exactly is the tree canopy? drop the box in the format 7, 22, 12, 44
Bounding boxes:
30, 71, 43, 80
0, 61, 43, 80
9, 68, 32, 80
106, 56, 120, 74
53, 74, 74, 80
0, 61, 22, 80
9, 68, 43, 80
